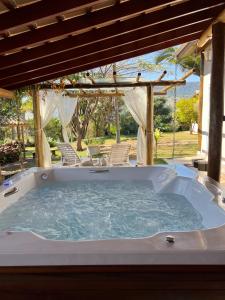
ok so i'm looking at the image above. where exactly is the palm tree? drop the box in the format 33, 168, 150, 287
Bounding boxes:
155, 47, 200, 76
179, 55, 200, 76
155, 47, 178, 65
155, 46, 200, 158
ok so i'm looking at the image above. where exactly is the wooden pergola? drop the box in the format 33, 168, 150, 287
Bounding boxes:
0, 1, 225, 298
0, 0, 223, 90
33, 75, 186, 167
0, 0, 224, 177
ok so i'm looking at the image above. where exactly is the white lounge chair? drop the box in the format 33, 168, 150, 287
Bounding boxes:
57, 143, 94, 167
87, 145, 101, 159
102, 143, 131, 166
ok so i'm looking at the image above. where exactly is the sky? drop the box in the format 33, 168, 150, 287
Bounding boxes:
139, 51, 199, 83
114, 45, 200, 83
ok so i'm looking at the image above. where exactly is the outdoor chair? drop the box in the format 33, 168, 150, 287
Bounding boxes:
87, 145, 101, 159
102, 143, 131, 166
57, 143, 95, 167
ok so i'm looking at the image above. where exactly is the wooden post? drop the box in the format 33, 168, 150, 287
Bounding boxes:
0, 165, 3, 185
32, 86, 44, 167
146, 85, 154, 165
114, 97, 120, 144
208, 22, 225, 182
11, 127, 14, 140
198, 51, 204, 151
21, 125, 26, 159
112, 63, 120, 144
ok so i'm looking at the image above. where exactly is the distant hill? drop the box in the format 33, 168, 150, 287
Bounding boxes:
167, 81, 199, 99
154, 81, 199, 99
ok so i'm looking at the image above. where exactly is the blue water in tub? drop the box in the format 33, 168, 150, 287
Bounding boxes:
0, 180, 204, 240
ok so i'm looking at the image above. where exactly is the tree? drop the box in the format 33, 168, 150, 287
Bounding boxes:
120, 107, 138, 135
71, 97, 98, 151
154, 97, 172, 132
45, 118, 62, 144
155, 47, 200, 76
45, 57, 160, 150
0, 88, 31, 142
176, 96, 198, 131
91, 97, 117, 137
0, 98, 17, 126
179, 55, 200, 76
155, 47, 178, 65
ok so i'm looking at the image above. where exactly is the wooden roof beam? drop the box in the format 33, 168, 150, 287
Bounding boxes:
136, 73, 141, 83
159, 69, 195, 93
67, 91, 125, 98
0, 0, 107, 34
0, 21, 210, 87
0, 87, 14, 98
0, 16, 215, 81
157, 70, 167, 81
197, 8, 225, 49
56, 88, 164, 97
86, 73, 96, 84
0, 0, 176, 55
39, 80, 186, 89
65, 91, 167, 97
154, 92, 167, 96
0, 0, 223, 69
1, 0, 17, 10
3, 32, 200, 90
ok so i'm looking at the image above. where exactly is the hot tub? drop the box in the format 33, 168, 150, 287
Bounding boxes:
1, 165, 225, 253
1, 166, 225, 299
1, 165, 225, 243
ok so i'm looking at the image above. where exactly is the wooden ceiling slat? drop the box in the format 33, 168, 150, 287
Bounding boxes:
0, 0, 224, 89
1, 21, 208, 88
1, 0, 16, 10
4, 32, 201, 90
0, 87, 14, 98
0, 0, 106, 34
0, 0, 178, 55
0, 7, 219, 80
0, 0, 223, 70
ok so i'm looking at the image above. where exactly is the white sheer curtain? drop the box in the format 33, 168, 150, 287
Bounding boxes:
56, 94, 77, 143
123, 87, 147, 164
39, 90, 58, 168
39, 91, 77, 167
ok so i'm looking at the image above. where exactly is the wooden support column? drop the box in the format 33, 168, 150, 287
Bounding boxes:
208, 22, 225, 182
198, 51, 204, 151
32, 85, 44, 167
146, 85, 154, 165
113, 64, 120, 144
0, 166, 3, 185
114, 97, 120, 144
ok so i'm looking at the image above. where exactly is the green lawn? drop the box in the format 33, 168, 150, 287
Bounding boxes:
25, 131, 198, 164
158, 131, 198, 143
81, 131, 198, 161
157, 131, 198, 159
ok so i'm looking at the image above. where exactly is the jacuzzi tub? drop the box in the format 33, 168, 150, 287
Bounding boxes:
1, 165, 225, 239
1, 165, 225, 267
0, 166, 225, 300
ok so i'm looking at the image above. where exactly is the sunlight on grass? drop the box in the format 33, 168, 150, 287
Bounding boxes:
25, 131, 198, 164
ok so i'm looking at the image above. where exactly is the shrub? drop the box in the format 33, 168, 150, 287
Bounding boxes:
176, 96, 198, 130
47, 137, 57, 147
120, 110, 138, 135
45, 118, 62, 141
0, 141, 24, 165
